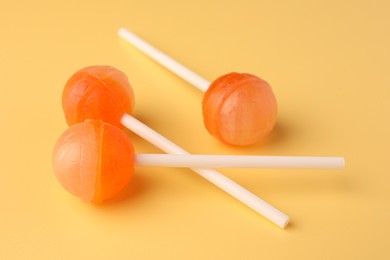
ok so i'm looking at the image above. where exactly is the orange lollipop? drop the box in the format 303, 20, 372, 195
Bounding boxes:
53, 120, 344, 204
52, 119, 134, 203
119, 28, 277, 146
57, 65, 345, 227
203, 73, 277, 146
62, 65, 135, 128
60, 65, 290, 227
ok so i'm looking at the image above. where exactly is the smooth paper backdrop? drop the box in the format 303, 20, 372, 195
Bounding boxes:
0, 0, 389, 259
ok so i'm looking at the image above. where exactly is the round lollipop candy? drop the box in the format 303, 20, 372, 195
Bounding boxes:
53, 120, 344, 203
53, 119, 135, 203
118, 28, 277, 146
61, 65, 344, 228
61, 65, 289, 227
63, 65, 135, 128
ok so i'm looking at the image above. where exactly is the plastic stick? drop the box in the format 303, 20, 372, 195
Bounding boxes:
135, 154, 345, 169
121, 113, 289, 228
118, 27, 210, 92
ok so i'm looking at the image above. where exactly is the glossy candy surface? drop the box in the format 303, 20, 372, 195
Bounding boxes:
202, 73, 277, 146
52, 120, 135, 203
62, 65, 135, 128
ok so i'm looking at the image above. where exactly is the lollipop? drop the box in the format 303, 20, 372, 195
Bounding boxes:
61, 65, 344, 228
53, 119, 344, 203
118, 28, 277, 146
53, 119, 135, 203
63, 65, 134, 128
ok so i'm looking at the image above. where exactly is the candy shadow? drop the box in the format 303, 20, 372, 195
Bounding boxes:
259, 122, 287, 147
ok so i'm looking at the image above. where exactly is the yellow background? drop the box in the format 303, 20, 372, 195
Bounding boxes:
1, 0, 389, 259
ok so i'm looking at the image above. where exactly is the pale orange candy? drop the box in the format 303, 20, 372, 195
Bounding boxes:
62, 65, 135, 128
202, 73, 277, 146
52, 120, 135, 203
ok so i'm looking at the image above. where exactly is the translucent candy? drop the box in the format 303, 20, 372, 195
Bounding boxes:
52, 120, 135, 203
62, 65, 135, 128
202, 73, 277, 146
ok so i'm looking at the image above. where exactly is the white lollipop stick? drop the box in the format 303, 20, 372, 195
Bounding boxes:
118, 27, 210, 92
121, 114, 290, 228
119, 28, 289, 226
119, 28, 345, 165
119, 28, 345, 227
135, 154, 345, 169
